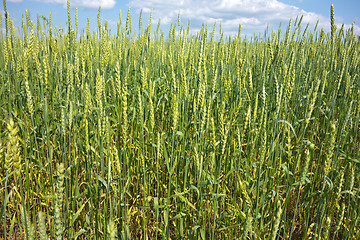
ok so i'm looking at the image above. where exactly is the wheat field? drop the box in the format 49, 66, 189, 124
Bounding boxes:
0, 2, 359, 239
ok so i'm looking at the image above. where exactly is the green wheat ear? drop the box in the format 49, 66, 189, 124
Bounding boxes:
330, 4, 336, 41
55, 163, 65, 240
20, 205, 35, 240
38, 211, 49, 240
5, 118, 22, 177
107, 219, 118, 240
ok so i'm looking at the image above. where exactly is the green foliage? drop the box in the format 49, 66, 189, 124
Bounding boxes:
0, 4, 360, 239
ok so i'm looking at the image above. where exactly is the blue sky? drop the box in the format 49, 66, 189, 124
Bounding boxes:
2, 0, 360, 37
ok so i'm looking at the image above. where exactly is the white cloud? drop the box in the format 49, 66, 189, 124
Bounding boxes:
130, 0, 360, 36
106, 19, 118, 26
36, 0, 116, 9
7, 0, 24, 2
